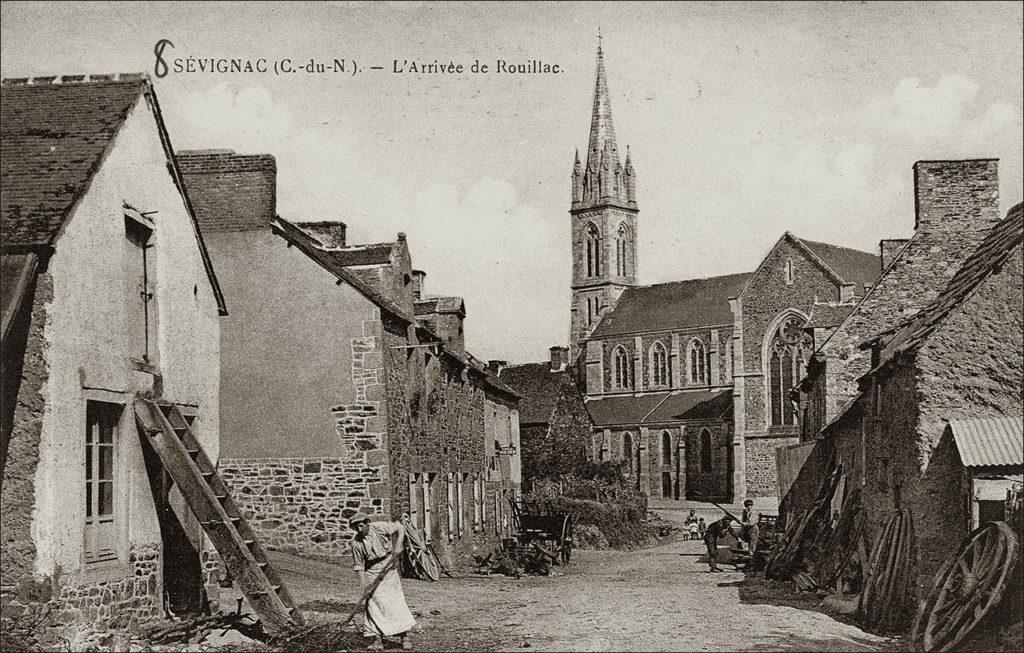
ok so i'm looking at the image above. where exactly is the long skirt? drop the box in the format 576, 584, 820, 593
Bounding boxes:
363, 561, 417, 637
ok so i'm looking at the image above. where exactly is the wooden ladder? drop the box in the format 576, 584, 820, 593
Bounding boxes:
133, 396, 303, 634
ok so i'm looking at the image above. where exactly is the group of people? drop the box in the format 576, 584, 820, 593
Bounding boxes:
685, 499, 761, 573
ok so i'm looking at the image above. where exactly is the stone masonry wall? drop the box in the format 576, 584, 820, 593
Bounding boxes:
219, 309, 391, 558
815, 160, 1001, 428
1, 274, 50, 603
597, 327, 733, 393
683, 421, 733, 500
219, 457, 381, 557
907, 241, 1024, 600
2, 544, 162, 650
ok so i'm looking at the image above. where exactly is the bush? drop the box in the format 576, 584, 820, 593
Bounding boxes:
521, 490, 657, 550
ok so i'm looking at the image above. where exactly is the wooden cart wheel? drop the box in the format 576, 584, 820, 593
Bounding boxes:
560, 515, 574, 564
916, 521, 1019, 652
417, 544, 442, 581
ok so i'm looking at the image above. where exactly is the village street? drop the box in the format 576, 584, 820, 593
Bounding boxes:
216, 508, 899, 653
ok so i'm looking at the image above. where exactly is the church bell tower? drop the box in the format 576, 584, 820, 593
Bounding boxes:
569, 37, 638, 362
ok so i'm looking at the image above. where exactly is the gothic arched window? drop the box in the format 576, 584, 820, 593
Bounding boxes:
622, 432, 634, 474
662, 431, 672, 465
586, 223, 601, 277
700, 429, 713, 472
768, 314, 813, 426
651, 341, 669, 387
612, 346, 630, 389
616, 223, 629, 276
689, 339, 706, 385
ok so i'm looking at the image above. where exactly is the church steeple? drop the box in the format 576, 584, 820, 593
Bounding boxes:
574, 37, 634, 210
568, 35, 640, 364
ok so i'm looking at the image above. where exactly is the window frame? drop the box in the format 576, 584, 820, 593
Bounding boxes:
84, 401, 123, 567
688, 339, 706, 385
650, 341, 669, 387
612, 346, 630, 389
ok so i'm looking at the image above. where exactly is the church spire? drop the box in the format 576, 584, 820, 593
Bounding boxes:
576, 35, 631, 208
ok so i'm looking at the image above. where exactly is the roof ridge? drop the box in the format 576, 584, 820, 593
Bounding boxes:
2, 72, 149, 86
631, 270, 751, 289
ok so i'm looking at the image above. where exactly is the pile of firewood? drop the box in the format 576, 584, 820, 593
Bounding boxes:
135, 611, 260, 646
474, 541, 556, 577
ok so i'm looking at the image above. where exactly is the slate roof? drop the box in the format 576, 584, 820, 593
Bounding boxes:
590, 272, 750, 337
800, 237, 882, 294
0, 74, 227, 314
1, 76, 147, 246
643, 389, 733, 424
947, 417, 1023, 468
585, 392, 670, 427
498, 363, 569, 424
876, 203, 1023, 368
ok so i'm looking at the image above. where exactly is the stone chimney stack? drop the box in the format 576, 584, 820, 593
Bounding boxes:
299, 221, 347, 248
176, 149, 277, 232
879, 239, 910, 272
913, 159, 1000, 233
412, 270, 426, 300
549, 346, 569, 372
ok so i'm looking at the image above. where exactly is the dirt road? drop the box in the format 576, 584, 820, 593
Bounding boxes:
248, 533, 899, 652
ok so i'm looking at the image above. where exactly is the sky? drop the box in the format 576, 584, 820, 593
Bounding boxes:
2, 1, 1022, 363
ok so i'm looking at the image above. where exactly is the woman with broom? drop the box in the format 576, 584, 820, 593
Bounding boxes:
349, 513, 417, 650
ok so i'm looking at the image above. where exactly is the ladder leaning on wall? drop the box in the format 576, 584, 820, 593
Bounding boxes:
133, 396, 303, 634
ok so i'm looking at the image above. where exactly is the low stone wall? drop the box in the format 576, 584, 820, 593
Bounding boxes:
219, 455, 385, 558
1, 544, 162, 650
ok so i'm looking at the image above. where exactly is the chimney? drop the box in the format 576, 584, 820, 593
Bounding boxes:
411, 270, 426, 300
913, 160, 1000, 233
176, 149, 277, 233
487, 360, 507, 375
549, 346, 569, 372
879, 239, 910, 272
300, 221, 347, 248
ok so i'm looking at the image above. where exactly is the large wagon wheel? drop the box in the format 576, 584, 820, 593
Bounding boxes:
559, 514, 574, 564
913, 521, 1019, 652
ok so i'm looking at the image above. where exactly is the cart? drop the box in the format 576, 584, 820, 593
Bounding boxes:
510, 501, 575, 564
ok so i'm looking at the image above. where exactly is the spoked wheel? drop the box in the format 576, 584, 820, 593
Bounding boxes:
417, 545, 441, 581
913, 521, 1019, 652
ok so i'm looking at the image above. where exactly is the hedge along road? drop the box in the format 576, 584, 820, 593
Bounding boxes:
252, 532, 899, 652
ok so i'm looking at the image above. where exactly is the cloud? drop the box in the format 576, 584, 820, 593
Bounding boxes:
163, 83, 292, 152
382, 177, 566, 361
863, 75, 1021, 145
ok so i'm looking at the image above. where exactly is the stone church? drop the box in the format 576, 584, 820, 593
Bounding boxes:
569, 43, 883, 502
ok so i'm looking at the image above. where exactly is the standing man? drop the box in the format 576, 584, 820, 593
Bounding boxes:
704, 514, 738, 573
350, 513, 417, 650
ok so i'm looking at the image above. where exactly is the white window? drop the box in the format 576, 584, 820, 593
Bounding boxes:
613, 346, 630, 389
651, 342, 669, 386
689, 339, 707, 384
85, 401, 122, 565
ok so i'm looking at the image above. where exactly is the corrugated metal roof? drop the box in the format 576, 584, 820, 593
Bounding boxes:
949, 417, 1024, 468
